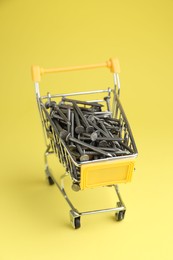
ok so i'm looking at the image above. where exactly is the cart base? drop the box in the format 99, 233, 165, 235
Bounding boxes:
44, 146, 126, 229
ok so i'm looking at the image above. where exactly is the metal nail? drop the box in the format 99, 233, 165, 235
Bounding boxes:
73, 102, 94, 133
62, 97, 103, 108
81, 131, 99, 141
51, 111, 63, 120
67, 107, 71, 133
52, 119, 68, 139
119, 141, 133, 154
98, 146, 129, 155
58, 104, 73, 110
87, 119, 109, 137
115, 150, 130, 155
59, 104, 95, 113
72, 182, 80, 191
51, 111, 69, 126
103, 117, 120, 125
74, 109, 85, 134
66, 134, 113, 157
76, 144, 89, 162
90, 131, 98, 141
98, 119, 111, 137
53, 106, 70, 124
79, 136, 122, 141
68, 148, 80, 158
68, 112, 76, 150
96, 147, 118, 152
102, 121, 114, 129
83, 150, 118, 157
98, 140, 109, 147
45, 100, 56, 109
83, 150, 100, 155
81, 111, 112, 116
124, 132, 129, 145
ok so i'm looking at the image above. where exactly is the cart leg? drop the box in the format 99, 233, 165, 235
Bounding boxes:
44, 145, 54, 185
114, 185, 126, 221
60, 174, 81, 229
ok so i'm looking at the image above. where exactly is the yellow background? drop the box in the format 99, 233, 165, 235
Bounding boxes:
1, 0, 173, 259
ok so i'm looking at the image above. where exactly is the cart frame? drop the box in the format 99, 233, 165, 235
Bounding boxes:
31, 58, 138, 228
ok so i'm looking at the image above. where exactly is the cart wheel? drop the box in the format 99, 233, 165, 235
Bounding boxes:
47, 175, 54, 185
70, 210, 81, 229
45, 167, 54, 185
74, 217, 81, 229
115, 210, 125, 221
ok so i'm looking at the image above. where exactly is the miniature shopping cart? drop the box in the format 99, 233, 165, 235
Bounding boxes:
31, 58, 138, 229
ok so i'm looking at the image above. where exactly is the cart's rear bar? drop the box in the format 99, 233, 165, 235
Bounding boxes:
40, 89, 112, 100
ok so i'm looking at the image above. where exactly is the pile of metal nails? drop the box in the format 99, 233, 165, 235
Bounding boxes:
45, 97, 132, 162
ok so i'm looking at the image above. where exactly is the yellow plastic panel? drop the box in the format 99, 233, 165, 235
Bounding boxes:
80, 159, 135, 190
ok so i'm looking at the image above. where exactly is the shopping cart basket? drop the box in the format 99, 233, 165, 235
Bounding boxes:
31, 58, 138, 229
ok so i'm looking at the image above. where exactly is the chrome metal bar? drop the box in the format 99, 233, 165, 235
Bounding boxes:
81, 206, 125, 216
44, 145, 52, 167
86, 99, 104, 103
35, 82, 49, 146
113, 73, 120, 96
114, 185, 126, 208
84, 111, 112, 115
40, 89, 112, 100
51, 172, 79, 213
111, 90, 116, 118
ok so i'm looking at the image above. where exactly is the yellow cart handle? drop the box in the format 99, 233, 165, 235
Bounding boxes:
31, 58, 120, 82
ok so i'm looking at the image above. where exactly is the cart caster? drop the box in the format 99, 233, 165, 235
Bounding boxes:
45, 167, 54, 185
70, 210, 81, 229
115, 210, 125, 221
115, 202, 126, 221
74, 217, 81, 229
47, 175, 54, 185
